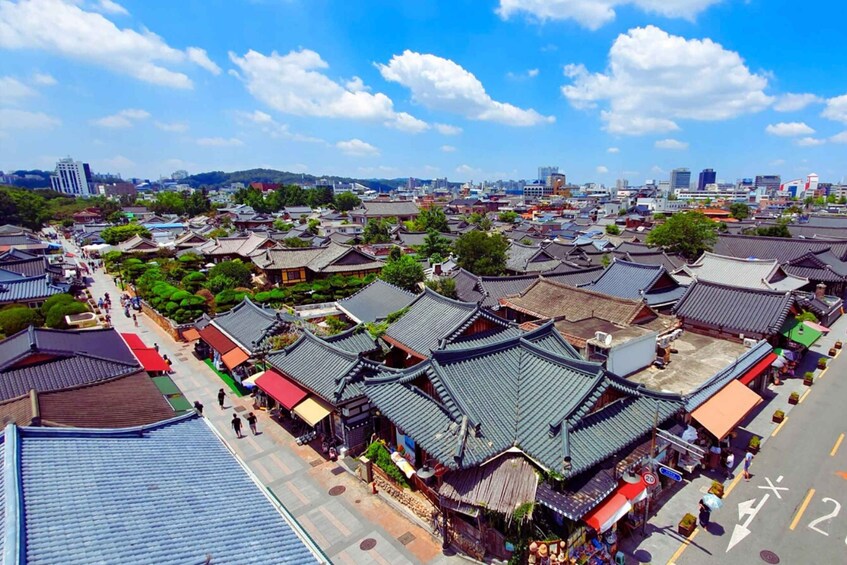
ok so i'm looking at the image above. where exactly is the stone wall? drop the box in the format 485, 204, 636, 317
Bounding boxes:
372, 466, 436, 523
140, 300, 181, 340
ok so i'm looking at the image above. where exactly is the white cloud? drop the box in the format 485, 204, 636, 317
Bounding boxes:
336, 138, 379, 156
0, 0, 220, 88
607, 146, 619, 153
229, 48, 428, 132
186, 47, 221, 75
98, 155, 135, 171
435, 123, 462, 135
507, 68, 540, 80
496, 0, 722, 30
654, 138, 688, 150
345, 76, 369, 92
528, 68, 540, 77
0, 76, 37, 103
441, 145, 456, 152
830, 131, 847, 144
822, 94, 847, 124
378, 50, 554, 126
596, 165, 609, 174
795, 137, 825, 147
91, 108, 150, 128
562, 26, 772, 135
95, 0, 128, 16
31, 72, 56, 86
456, 164, 482, 177
197, 136, 244, 147
773, 93, 822, 112
235, 109, 325, 143
765, 122, 815, 137
154, 120, 189, 133
0, 108, 61, 129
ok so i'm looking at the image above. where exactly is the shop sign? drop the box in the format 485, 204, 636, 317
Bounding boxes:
658, 466, 682, 482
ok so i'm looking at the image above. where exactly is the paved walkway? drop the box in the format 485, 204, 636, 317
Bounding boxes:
74, 242, 459, 565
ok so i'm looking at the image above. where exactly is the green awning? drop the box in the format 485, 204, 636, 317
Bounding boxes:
780, 319, 822, 348
167, 393, 193, 412
153, 376, 181, 396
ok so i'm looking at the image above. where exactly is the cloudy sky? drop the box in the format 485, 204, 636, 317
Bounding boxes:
1, 0, 845, 184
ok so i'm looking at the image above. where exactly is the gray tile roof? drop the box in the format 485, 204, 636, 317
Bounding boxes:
673, 280, 795, 337
0, 327, 138, 371
0, 357, 141, 402
713, 234, 847, 264
673, 252, 809, 291
450, 269, 485, 304
211, 297, 286, 352
322, 325, 379, 354
0, 275, 64, 304
683, 340, 773, 411
356, 200, 420, 217
251, 242, 384, 274
0, 256, 50, 278
2, 414, 324, 564
580, 259, 687, 307
335, 279, 417, 323
365, 323, 682, 474
395, 231, 457, 247
506, 242, 561, 273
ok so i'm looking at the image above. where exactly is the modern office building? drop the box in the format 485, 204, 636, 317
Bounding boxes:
697, 169, 716, 191
670, 168, 691, 191
538, 166, 559, 183
755, 175, 781, 192
50, 157, 95, 196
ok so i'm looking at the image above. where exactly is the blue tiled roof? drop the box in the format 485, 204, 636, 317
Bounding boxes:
0, 327, 138, 372
581, 259, 687, 307
1, 414, 325, 564
0, 276, 63, 304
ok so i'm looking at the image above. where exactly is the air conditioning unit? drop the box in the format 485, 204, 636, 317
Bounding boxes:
594, 331, 613, 347
743, 338, 757, 348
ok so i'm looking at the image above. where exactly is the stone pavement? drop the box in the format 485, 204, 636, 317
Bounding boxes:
618, 312, 847, 565
73, 242, 461, 565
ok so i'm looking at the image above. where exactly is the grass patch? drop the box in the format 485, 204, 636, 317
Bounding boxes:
203, 358, 246, 396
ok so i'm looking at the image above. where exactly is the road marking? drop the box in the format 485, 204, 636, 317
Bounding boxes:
758, 476, 789, 499
790, 488, 815, 530
831, 433, 845, 457
667, 526, 699, 565
818, 367, 828, 380
724, 469, 745, 497
799, 389, 812, 404
772, 416, 789, 437
808, 497, 841, 536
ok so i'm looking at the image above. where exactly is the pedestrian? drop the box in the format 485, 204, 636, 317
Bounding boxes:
194, 400, 204, 416
98, 297, 104, 308
153, 343, 159, 352
246, 412, 258, 435
725, 451, 735, 479
217, 388, 226, 409
698, 498, 711, 527
133, 314, 138, 327
743, 451, 753, 481
231, 413, 243, 439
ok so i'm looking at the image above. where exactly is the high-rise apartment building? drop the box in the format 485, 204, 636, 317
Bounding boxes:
755, 175, 781, 193
538, 166, 558, 183
670, 168, 691, 191
697, 168, 716, 191
50, 157, 94, 196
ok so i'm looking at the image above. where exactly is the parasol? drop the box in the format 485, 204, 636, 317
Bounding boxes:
702, 493, 723, 511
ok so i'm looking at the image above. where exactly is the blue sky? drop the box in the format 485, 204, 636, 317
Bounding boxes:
1, 0, 845, 185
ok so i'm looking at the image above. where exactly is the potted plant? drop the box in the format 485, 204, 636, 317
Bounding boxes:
836, 341, 842, 350
748, 435, 761, 454
679, 513, 697, 536
804, 372, 815, 386
773, 409, 785, 423
709, 480, 725, 498
829, 347, 837, 356
789, 391, 800, 405
818, 358, 828, 370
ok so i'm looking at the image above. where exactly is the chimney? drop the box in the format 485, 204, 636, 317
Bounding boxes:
816, 282, 826, 300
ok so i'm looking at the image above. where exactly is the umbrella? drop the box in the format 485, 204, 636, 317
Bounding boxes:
771, 356, 786, 368
702, 493, 723, 511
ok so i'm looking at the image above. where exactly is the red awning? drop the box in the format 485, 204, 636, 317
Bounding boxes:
121, 332, 147, 350
739, 353, 778, 386
133, 348, 171, 372
198, 325, 237, 354
255, 369, 308, 410
584, 478, 648, 532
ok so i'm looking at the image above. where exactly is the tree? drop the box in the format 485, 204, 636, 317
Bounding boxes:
334, 192, 361, 212
306, 218, 320, 235
498, 210, 519, 224
414, 206, 449, 232
209, 260, 252, 288
605, 224, 621, 235
381, 254, 424, 292
207, 228, 229, 239
45, 301, 89, 329
149, 191, 186, 215
751, 219, 792, 238
363, 218, 392, 244
101, 224, 152, 244
418, 230, 452, 259
729, 202, 750, 220
425, 277, 457, 299
0, 306, 37, 336
645, 211, 718, 260
454, 230, 509, 276
281, 237, 311, 248
273, 219, 294, 231
839, 196, 847, 205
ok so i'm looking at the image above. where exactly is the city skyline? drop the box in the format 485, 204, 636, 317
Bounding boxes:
1, 0, 846, 183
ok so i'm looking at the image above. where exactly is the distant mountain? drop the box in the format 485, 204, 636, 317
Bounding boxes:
3, 170, 52, 189
184, 168, 418, 192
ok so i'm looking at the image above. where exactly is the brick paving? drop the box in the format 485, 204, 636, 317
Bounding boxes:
74, 240, 460, 565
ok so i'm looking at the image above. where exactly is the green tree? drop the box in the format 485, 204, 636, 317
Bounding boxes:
40, 293, 76, 318
751, 219, 792, 238
839, 196, 847, 205
605, 224, 621, 235
45, 301, 89, 329
414, 206, 449, 232
307, 186, 335, 208
273, 219, 294, 231
0, 306, 37, 336
207, 228, 229, 239
498, 210, 519, 224
334, 191, 361, 212
209, 260, 252, 288
281, 237, 311, 248
381, 254, 424, 292
306, 218, 320, 235
101, 224, 152, 244
363, 218, 392, 244
418, 230, 452, 259
425, 277, 457, 299
149, 191, 186, 215
454, 230, 509, 276
729, 202, 750, 220
645, 211, 718, 259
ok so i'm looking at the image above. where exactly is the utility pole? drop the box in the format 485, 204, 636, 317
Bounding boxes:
643, 405, 659, 535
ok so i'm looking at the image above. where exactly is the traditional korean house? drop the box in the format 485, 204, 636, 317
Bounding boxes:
505, 242, 562, 275
450, 268, 604, 309
335, 279, 418, 324
350, 200, 420, 226
115, 234, 159, 254
0, 275, 65, 307
251, 242, 384, 285
173, 231, 209, 250
673, 252, 809, 291
196, 232, 277, 263
579, 259, 687, 310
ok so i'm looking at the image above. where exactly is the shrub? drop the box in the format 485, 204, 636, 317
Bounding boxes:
45, 301, 89, 329
0, 306, 37, 336
804, 371, 814, 379
40, 293, 75, 317
680, 513, 696, 529
817, 358, 827, 369
364, 441, 410, 488
773, 409, 785, 419
748, 436, 760, 449
789, 392, 800, 402
209, 260, 252, 288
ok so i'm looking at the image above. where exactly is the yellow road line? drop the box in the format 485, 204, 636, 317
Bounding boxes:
818, 367, 828, 380
832, 433, 845, 457
723, 468, 745, 497
799, 389, 812, 404
790, 488, 815, 530
667, 526, 699, 565
772, 416, 789, 437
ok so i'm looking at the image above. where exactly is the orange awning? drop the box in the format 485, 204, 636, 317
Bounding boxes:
182, 328, 200, 341
739, 353, 778, 386
692, 380, 762, 440
221, 347, 250, 370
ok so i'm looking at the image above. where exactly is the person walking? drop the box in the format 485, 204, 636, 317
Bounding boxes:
725, 451, 735, 480
246, 412, 258, 435
194, 400, 204, 416
217, 388, 226, 409
132, 314, 138, 327
698, 498, 711, 527
743, 451, 753, 481
153, 343, 159, 352
231, 413, 244, 439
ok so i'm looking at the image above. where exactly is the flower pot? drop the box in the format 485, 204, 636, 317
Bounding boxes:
773, 413, 785, 423
788, 394, 799, 405
836, 341, 843, 350
709, 485, 725, 498
804, 377, 814, 387
678, 515, 696, 537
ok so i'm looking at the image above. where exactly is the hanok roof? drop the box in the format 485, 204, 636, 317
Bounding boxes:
365, 323, 682, 474
116, 234, 159, 253
383, 288, 513, 356
197, 232, 275, 258
0, 276, 65, 304
211, 297, 285, 352
0, 326, 139, 371
673, 280, 795, 337
0, 233, 50, 252
580, 259, 687, 307
335, 279, 417, 323
251, 242, 384, 274
713, 234, 847, 264
355, 200, 420, 217
610, 249, 684, 271
439, 454, 539, 516
506, 242, 561, 274
784, 249, 847, 282
0, 414, 324, 564
674, 252, 809, 291
321, 325, 380, 355
173, 231, 208, 247
0, 256, 51, 278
